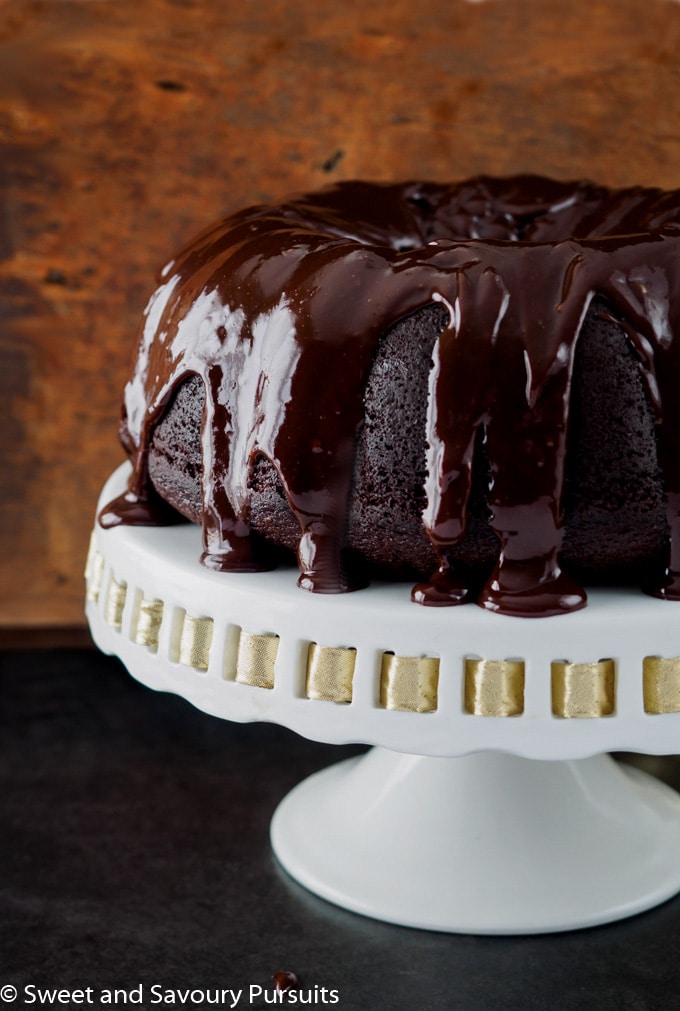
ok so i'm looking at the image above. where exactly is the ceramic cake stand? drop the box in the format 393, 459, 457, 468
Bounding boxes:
86, 465, 680, 934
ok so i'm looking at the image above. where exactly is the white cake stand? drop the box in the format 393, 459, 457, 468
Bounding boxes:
86, 465, 680, 934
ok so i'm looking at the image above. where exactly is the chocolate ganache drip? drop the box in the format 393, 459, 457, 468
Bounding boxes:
100, 176, 680, 617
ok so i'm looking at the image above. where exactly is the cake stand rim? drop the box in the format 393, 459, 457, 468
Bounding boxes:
86, 464, 680, 761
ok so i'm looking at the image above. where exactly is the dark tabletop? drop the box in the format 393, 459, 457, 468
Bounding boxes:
2, 648, 680, 1011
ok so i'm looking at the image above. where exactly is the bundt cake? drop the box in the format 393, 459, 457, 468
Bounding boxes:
99, 176, 680, 617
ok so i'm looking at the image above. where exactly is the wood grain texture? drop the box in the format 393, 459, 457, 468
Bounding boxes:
2, 0, 680, 629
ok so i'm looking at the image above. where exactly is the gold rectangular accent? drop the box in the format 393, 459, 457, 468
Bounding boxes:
643, 656, 680, 714
551, 659, 616, 718
84, 533, 105, 603
103, 576, 127, 631
133, 597, 164, 650
464, 658, 525, 716
306, 644, 356, 703
179, 614, 214, 671
380, 653, 439, 712
235, 631, 279, 689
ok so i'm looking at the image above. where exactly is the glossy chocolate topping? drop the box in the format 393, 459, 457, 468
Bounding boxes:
99, 176, 680, 616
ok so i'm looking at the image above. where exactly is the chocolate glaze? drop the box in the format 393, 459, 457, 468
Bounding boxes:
272, 971, 299, 992
99, 177, 680, 617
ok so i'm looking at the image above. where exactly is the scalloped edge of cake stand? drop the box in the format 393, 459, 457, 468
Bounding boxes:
87, 464, 680, 761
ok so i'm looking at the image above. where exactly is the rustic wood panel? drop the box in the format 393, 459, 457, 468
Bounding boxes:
3, 0, 680, 629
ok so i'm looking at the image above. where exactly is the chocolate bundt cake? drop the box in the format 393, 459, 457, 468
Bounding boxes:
100, 176, 680, 617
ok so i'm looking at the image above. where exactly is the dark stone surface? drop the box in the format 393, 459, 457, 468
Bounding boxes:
2, 648, 680, 1009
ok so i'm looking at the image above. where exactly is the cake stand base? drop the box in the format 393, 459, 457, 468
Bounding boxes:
271, 748, 680, 934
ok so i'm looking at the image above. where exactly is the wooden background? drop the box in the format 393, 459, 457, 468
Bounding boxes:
3, 0, 680, 639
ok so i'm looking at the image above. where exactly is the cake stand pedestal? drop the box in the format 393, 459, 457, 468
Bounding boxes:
271, 749, 680, 933
86, 465, 680, 934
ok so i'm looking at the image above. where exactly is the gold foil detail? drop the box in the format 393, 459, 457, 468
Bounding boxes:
380, 653, 439, 712
84, 533, 105, 603
643, 656, 680, 714
551, 659, 616, 718
179, 614, 214, 671
133, 597, 164, 650
306, 644, 356, 703
464, 658, 525, 716
235, 631, 279, 689
104, 576, 127, 631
